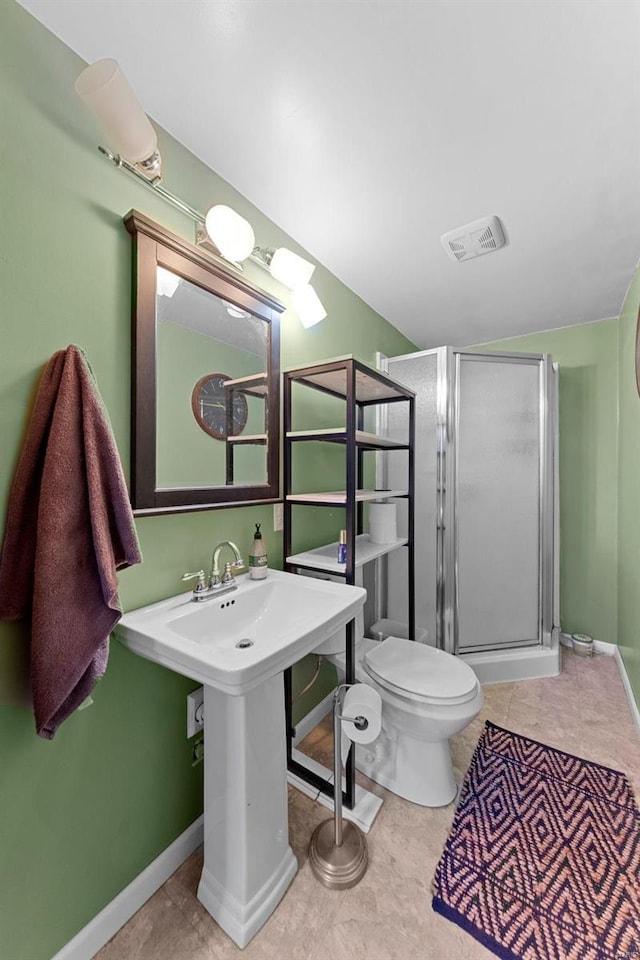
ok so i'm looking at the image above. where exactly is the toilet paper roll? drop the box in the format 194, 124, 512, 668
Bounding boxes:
340, 684, 382, 760
369, 502, 397, 544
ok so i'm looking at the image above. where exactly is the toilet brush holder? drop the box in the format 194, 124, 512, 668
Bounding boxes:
308, 685, 368, 889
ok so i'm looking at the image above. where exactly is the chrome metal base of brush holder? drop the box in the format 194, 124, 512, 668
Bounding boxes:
308, 685, 368, 890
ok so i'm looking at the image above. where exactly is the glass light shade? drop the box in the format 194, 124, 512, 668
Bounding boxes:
224, 301, 250, 319
291, 284, 327, 328
205, 205, 255, 263
156, 266, 180, 298
269, 248, 315, 289
76, 59, 158, 165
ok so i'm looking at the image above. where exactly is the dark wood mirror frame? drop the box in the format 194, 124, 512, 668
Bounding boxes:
125, 210, 283, 515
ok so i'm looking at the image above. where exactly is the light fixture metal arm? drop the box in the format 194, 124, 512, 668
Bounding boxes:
98, 145, 206, 225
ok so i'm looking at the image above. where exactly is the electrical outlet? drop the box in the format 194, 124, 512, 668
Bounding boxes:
192, 736, 205, 767
187, 687, 204, 738
273, 502, 284, 532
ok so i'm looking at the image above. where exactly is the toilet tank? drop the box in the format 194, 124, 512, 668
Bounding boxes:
370, 618, 429, 645
299, 569, 365, 655
314, 628, 345, 656
313, 612, 365, 656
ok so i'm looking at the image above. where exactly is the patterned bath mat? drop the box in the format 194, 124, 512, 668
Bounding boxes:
432, 721, 640, 960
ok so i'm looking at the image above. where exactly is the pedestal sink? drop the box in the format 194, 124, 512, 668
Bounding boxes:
116, 569, 366, 947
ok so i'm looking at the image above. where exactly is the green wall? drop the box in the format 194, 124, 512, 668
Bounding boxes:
478, 299, 640, 714
475, 319, 620, 646
617, 267, 640, 700
0, 4, 415, 958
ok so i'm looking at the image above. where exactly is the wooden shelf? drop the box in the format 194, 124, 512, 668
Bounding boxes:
287, 534, 408, 574
286, 488, 407, 505
285, 356, 413, 404
227, 433, 267, 445
223, 373, 268, 397
286, 428, 408, 451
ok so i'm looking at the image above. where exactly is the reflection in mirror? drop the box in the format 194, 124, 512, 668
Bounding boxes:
125, 210, 282, 513
156, 269, 269, 488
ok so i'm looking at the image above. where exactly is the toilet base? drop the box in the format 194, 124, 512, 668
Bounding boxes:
357, 735, 458, 807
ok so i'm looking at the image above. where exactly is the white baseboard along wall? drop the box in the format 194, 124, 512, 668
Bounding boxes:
560, 633, 640, 733
51, 817, 204, 960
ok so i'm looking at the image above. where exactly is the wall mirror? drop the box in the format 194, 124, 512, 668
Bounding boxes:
125, 210, 282, 513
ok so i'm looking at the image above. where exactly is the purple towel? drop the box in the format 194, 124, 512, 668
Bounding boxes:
0, 345, 142, 738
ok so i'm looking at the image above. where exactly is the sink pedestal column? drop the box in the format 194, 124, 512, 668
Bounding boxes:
197, 675, 297, 947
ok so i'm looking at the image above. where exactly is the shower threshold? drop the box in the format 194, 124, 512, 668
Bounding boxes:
461, 635, 561, 685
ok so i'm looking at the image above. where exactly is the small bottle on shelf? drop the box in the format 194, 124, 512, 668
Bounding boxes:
338, 529, 348, 564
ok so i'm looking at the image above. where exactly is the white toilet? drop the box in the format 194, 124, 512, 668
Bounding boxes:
314, 623, 484, 807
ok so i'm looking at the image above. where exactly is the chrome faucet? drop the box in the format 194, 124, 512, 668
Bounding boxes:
210, 541, 244, 589
182, 541, 244, 602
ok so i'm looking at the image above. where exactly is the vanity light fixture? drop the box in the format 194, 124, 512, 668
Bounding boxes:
76, 59, 162, 180
205, 205, 255, 264
291, 284, 328, 328
224, 302, 251, 320
76, 58, 327, 322
76, 60, 250, 269
251, 247, 327, 328
252, 246, 315, 289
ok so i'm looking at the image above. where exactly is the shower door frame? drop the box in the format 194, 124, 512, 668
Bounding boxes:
377, 347, 453, 651
379, 348, 555, 656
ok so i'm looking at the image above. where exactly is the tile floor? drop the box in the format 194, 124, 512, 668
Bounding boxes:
94, 649, 640, 960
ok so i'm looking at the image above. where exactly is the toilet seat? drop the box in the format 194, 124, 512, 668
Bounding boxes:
317, 632, 484, 806
363, 636, 479, 706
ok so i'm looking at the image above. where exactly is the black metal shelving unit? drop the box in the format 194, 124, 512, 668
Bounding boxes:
283, 356, 415, 809
224, 374, 268, 485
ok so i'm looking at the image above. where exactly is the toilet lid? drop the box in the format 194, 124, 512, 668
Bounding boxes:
363, 636, 479, 705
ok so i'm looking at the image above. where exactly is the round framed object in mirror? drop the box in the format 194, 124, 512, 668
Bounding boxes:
192, 373, 248, 440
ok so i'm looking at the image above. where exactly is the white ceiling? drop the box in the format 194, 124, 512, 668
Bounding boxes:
20, 0, 640, 347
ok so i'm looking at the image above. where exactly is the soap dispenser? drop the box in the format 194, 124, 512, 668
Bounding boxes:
248, 523, 268, 580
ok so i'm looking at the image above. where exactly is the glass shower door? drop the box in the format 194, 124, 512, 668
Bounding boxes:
454, 353, 543, 652
383, 349, 444, 646
384, 347, 554, 656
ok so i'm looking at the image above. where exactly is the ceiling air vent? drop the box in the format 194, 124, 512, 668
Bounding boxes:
441, 215, 506, 262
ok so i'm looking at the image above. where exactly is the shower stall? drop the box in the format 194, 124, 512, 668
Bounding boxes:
374, 347, 560, 683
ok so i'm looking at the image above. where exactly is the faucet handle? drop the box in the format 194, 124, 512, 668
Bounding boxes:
222, 562, 236, 584
182, 570, 207, 593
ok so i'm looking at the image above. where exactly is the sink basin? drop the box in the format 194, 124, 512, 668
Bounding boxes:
117, 568, 365, 695
116, 567, 365, 949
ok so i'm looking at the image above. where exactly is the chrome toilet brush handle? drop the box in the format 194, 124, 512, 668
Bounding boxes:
309, 685, 369, 888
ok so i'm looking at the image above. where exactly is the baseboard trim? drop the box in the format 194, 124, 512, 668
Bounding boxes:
560, 634, 640, 733
51, 816, 204, 960
594, 639, 617, 656
613, 647, 640, 735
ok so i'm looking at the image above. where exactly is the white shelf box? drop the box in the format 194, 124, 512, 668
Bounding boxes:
287, 358, 411, 403
287, 533, 408, 575
223, 373, 268, 397
227, 434, 267, 445
286, 489, 408, 505
286, 428, 408, 450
